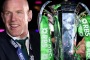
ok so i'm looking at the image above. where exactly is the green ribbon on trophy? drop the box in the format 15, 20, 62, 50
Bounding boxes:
54, 15, 63, 60
78, 15, 90, 60
49, 4, 63, 60
38, 1, 54, 60
40, 15, 54, 60
76, 2, 90, 60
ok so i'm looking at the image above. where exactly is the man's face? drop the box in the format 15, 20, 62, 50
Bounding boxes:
1, 0, 32, 38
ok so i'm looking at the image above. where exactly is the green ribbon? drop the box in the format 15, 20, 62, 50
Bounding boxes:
50, 4, 63, 60
78, 15, 90, 60
81, 16, 90, 60
53, 14, 63, 60
85, 36, 90, 60
40, 15, 54, 60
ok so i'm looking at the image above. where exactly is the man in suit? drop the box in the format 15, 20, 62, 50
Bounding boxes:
0, 0, 40, 60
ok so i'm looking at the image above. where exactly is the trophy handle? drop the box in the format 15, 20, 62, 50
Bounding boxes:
37, 1, 52, 32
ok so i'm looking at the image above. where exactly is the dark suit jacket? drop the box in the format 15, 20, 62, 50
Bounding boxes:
0, 31, 40, 60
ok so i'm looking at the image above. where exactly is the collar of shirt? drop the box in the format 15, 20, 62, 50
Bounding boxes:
7, 32, 30, 55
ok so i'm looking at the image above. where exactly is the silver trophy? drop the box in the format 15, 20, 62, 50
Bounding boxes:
60, 1, 77, 60
38, 0, 79, 60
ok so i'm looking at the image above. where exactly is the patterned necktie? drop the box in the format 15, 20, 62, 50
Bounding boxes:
16, 37, 29, 60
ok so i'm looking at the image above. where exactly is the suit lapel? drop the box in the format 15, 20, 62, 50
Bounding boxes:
0, 31, 20, 60
29, 31, 40, 60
